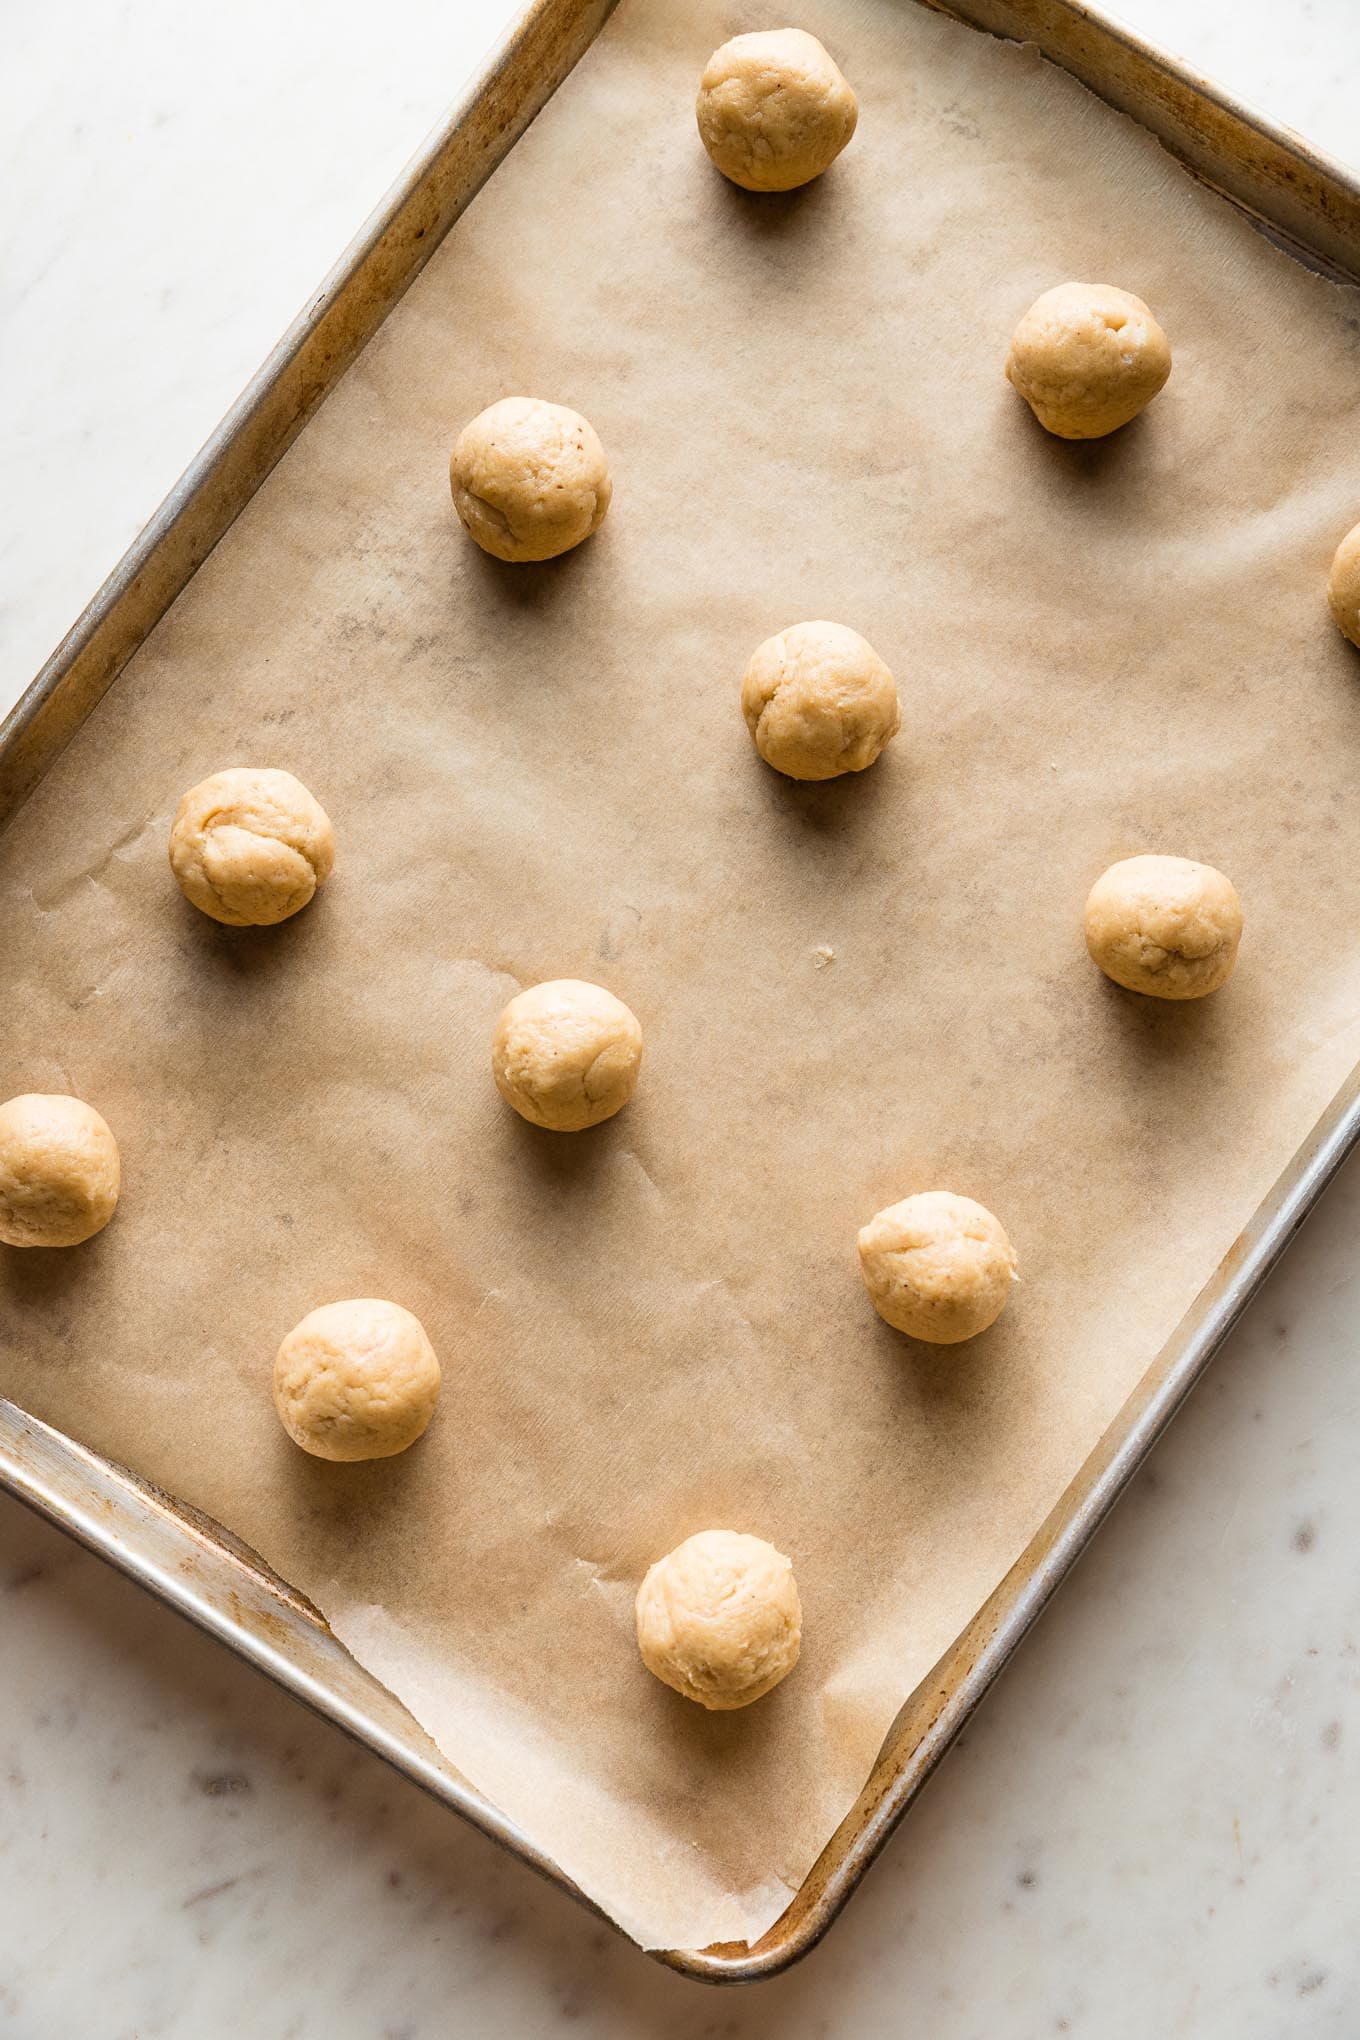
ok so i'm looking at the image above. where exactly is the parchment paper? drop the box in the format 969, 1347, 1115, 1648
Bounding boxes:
6, 0, 1360, 1951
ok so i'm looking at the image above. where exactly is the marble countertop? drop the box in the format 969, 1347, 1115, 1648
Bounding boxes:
4, 2, 1360, 2032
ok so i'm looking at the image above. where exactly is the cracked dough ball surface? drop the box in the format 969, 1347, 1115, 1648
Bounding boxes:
1085, 854, 1243, 1000
1327, 521, 1360, 648
0, 1094, 120, 1248
635, 1529, 802, 1710
492, 978, 642, 1132
858, 1190, 1017, 1344
273, 1298, 441, 1462
741, 620, 899, 781
450, 397, 611, 563
1006, 282, 1171, 439
696, 29, 857, 193
169, 767, 334, 927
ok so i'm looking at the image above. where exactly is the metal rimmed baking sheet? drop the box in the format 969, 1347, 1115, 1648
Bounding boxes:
4, 0, 1360, 1979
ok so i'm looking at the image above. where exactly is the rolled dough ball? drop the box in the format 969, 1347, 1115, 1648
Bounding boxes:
169, 767, 334, 927
1084, 853, 1242, 1000
0, 1094, 120, 1249
1327, 521, 1360, 648
492, 978, 642, 1132
696, 29, 858, 193
1005, 282, 1171, 439
273, 1298, 441, 1462
635, 1529, 802, 1710
450, 397, 612, 563
858, 1190, 1017, 1344
741, 620, 899, 781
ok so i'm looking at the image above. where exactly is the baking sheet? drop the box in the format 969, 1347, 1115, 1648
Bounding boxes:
5, 0, 1360, 1954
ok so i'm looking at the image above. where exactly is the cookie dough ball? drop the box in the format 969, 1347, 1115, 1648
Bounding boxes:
273, 1298, 441, 1462
858, 1190, 1017, 1344
450, 397, 611, 563
0, 1094, 120, 1249
169, 767, 334, 928
1085, 854, 1242, 1000
1005, 282, 1171, 439
492, 978, 642, 1132
742, 620, 899, 782
635, 1529, 802, 1710
1327, 521, 1360, 648
696, 29, 858, 193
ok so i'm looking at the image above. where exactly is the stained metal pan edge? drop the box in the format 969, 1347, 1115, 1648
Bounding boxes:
933, 0, 1360, 285
3, 0, 1360, 1986
0, 0, 619, 832
671, 1065, 1360, 1978
0, 1397, 615, 1933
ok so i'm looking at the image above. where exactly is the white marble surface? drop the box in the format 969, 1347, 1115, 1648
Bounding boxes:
4, 2, 1360, 2032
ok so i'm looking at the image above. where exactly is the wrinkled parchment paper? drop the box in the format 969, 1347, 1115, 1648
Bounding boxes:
6, 0, 1360, 1952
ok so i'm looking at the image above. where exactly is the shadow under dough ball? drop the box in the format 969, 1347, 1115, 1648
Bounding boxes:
857, 1190, 1018, 1344
273, 1298, 442, 1462
449, 397, 611, 563
695, 28, 858, 193
169, 766, 335, 927
741, 619, 900, 781
1006, 282, 1171, 439
635, 1529, 802, 1710
0, 1092, 121, 1248
1084, 854, 1243, 1000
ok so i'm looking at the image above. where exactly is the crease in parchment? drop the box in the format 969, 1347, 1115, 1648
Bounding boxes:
24, 810, 160, 915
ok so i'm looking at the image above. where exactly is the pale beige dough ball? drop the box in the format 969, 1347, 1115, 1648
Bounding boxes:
696, 29, 857, 193
741, 620, 899, 782
273, 1298, 441, 1462
450, 397, 611, 563
1327, 521, 1360, 648
0, 1094, 120, 1248
169, 767, 334, 927
858, 1190, 1017, 1344
1006, 282, 1171, 439
635, 1529, 802, 1710
492, 978, 642, 1132
1084, 854, 1242, 1000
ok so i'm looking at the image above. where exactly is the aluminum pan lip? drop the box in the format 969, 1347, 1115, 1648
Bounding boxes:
0, 1398, 615, 1929
3, 0, 1360, 1984
663, 1066, 1360, 1977
0, 0, 620, 831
